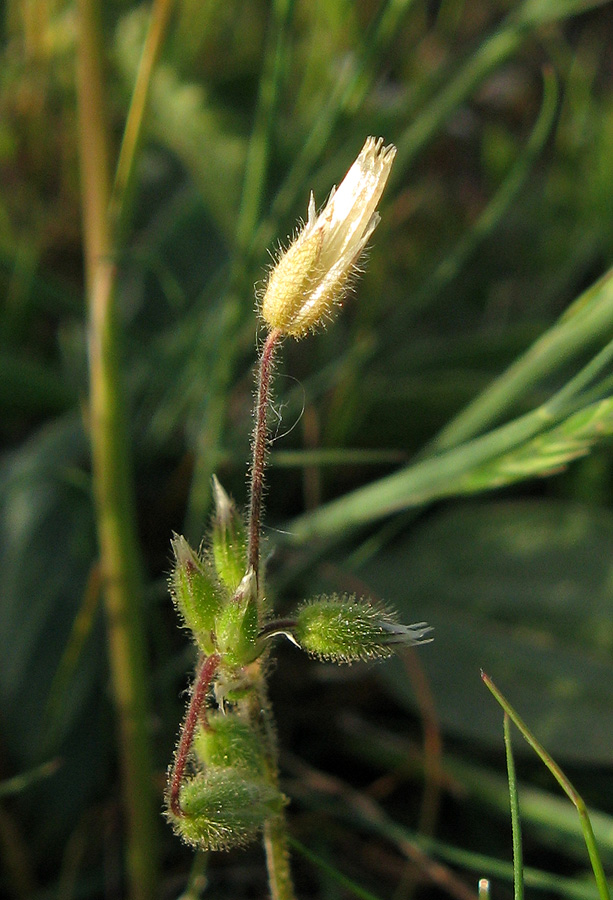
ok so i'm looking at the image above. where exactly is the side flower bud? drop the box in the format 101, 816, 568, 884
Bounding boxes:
261, 137, 396, 338
168, 768, 286, 851
294, 595, 432, 664
169, 534, 221, 654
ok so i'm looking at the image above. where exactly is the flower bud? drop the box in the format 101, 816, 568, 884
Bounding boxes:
169, 534, 221, 654
261, 137, 396, 338
211, 475, 247, 594
295, 595, 432, 663
214, 569, 259, 667
170, 768, 286, 850
193, 711, 265, 775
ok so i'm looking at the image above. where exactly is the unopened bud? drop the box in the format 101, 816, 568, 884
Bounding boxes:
295, 595, 432, 663
169, 534, 221, 653
193, 711, 265, 776
261, 137, 396, 338
169, 768, 286, 850
211, 475, 247, 594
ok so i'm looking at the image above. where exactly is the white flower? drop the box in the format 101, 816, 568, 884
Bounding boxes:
261, 136, 396, 338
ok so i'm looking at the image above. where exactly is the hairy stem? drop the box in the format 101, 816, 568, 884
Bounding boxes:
168, 654, 221, 818
245, 328, 296, 899
248, 678, 296, 900
264, 815, 296, 900
248, 328, 282, 582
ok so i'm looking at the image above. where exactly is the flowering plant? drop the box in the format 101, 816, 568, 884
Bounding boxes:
165, 138, 431, 899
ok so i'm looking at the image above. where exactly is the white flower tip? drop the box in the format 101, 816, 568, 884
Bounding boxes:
260, 136, 396, 338
379, 621, 433, 646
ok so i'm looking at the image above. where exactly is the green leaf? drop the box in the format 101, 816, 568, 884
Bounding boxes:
0, 415, 107, 849
214, 570, 259, 667
354, 499, 613, 763
448, 397, 613, 494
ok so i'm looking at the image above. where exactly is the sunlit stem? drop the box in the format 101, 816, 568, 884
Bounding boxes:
248, 328, 282, 584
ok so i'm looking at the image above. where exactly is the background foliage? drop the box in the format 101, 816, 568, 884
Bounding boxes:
1, 0, 613, 898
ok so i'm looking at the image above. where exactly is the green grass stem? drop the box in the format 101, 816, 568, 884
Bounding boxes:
386, 66, 558, 333
289, 836, 385, 900
312, 787, 605, 900
483, 673, 611, 900
110, 0, 176, 244
76, 1, 173, 896
393, 0, 606, 176
504, 714, 524, 900
235, 0, 295, 257
255, 0, 417, 246
185, 0, 293, 534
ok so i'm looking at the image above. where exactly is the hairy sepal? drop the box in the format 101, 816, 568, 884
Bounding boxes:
211, 475, 248, 594
169, 534, 222, 654
295, 594, 432, 663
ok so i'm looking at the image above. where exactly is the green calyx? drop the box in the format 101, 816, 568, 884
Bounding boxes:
170, 768, 286, 851
169, 478, 259, 663
170, 533, 259, 664
294, 595, 433, 663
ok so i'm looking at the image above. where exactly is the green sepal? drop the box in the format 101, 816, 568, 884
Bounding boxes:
211, 475, 248, 594
169, 768, 285, 850
169, 534, 222, 653
294, 595, 432, 663
215, 569, 259, 667
193, 712, 266, 776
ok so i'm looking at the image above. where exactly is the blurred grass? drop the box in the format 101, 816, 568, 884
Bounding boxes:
1, 1, 613, 898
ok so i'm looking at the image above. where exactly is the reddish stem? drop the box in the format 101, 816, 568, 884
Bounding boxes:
168, 653, 221, 817
248, 328, 282, 582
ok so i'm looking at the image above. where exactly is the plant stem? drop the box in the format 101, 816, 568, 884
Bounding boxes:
249, 678, 296, 900
248, 328, 282, 583
245, 327, 296, 899
76, 3, 159, 898
168, 654, 221, 817
264, 815, 296, 900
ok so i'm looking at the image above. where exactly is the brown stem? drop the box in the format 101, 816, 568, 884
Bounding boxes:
248, 328, 282, 582
168, 653, 221, 818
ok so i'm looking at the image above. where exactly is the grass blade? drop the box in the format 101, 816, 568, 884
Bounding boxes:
483, 673, 611, 900
504, 714, 524, 900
